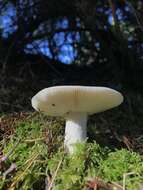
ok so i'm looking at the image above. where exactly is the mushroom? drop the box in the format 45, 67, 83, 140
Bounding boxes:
31, 86, 123, 154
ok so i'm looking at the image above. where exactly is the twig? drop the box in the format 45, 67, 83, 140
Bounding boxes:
3, 163, 17, 177
8, 153, 39, 190
0, 139, 20, 163
108, 0, 117, 26
122, 135, 133, 151
123, 172, 136, 190
86, 177, 123, 190
47, 157, 64, 190
45, 171, 52, 190
31, 43, 62, 77
2, 38, 17, 74
111, 181, 124, 189
24, 137, 45, 143
126, 1, 143, 31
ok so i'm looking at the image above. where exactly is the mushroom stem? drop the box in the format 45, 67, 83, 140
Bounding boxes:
64, 112, 88, 154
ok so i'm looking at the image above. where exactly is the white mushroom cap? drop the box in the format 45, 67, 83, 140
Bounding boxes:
31, 86, 123, 116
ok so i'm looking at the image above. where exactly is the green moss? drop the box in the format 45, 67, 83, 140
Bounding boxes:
100, 149, 143, 189
0, 114, 143, 190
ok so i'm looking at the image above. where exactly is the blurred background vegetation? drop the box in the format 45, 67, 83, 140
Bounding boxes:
0, 1, 143, 99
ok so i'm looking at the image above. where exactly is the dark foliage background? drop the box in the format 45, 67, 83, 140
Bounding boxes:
0, 0, 143, 112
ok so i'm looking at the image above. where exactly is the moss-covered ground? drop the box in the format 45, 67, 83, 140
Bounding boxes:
0, 108, 143, 190
0, 68, 143, 190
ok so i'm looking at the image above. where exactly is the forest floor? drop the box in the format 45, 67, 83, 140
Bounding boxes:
0, 65, 143, 190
